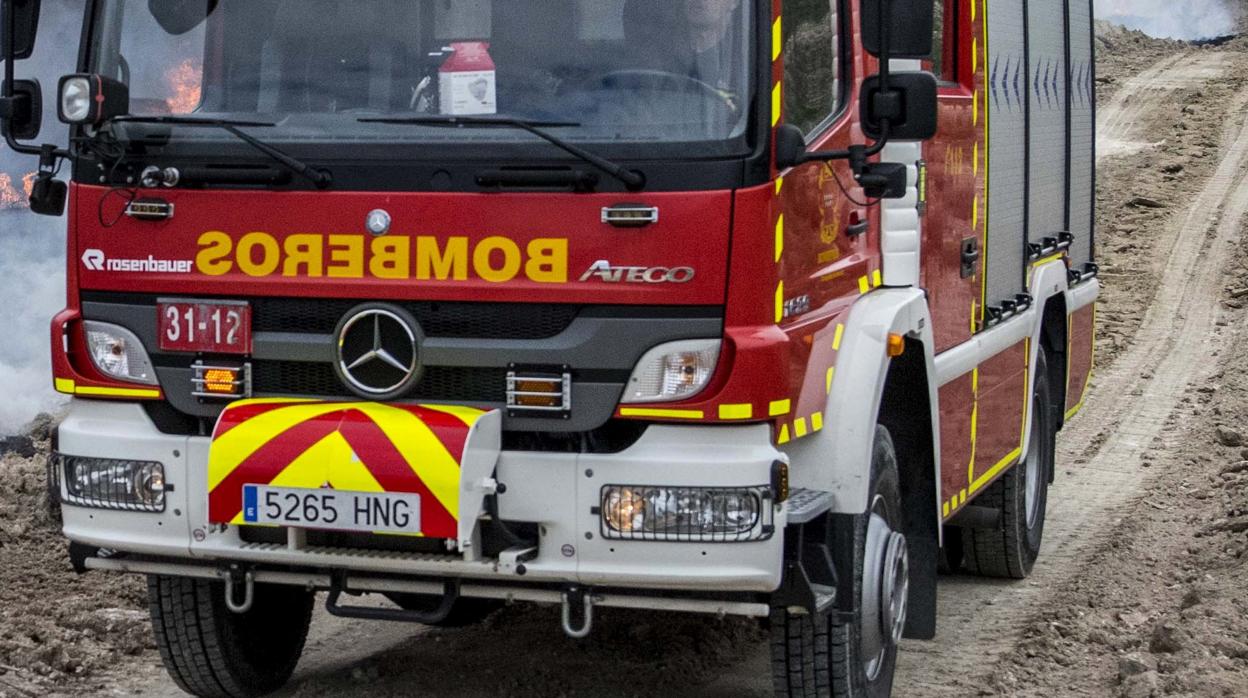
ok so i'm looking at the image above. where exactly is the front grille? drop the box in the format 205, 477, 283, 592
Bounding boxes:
250, 361, 507, 402
251, 298, 581, 338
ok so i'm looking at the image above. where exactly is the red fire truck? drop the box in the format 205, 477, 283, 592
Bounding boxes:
2, 0, 1095, 695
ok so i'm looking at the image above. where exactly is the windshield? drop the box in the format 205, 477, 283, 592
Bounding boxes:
89, 0, 753, 150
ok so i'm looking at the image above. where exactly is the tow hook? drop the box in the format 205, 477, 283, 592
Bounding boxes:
221, 564, 254, 614
560, 586, 594, 639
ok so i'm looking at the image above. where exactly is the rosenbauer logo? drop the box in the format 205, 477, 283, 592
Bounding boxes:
81, 249, 194, 274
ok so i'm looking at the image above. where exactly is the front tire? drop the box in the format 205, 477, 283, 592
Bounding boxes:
771, 425, 907, 697
961, 348, 1055, 579
147, 575, 313, 698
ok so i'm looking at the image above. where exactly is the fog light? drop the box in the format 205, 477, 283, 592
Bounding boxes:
57, 454, 166, 512
600, 485, 774, 542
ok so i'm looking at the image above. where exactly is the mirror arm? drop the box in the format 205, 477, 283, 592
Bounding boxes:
2, 2, 69, 159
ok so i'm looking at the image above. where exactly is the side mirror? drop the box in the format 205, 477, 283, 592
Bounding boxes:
862, 0, 934, 58
860, 71, 938, 141
1, 0, 41, 60
148, 0, 218, 35
58, 74, 130, 125
0, 78, 40, 139
774, 124, 808, 171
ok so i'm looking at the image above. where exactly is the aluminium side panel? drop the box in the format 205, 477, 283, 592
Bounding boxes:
1026, 0, 1068, 245
1067, 0, 1095, 265
985, 0, 1029, 305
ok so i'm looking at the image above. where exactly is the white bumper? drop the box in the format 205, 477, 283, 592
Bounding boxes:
57, 399, 786, 593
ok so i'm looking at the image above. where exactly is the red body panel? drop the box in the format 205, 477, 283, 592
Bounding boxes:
1066, 304, 1094, 416
72, 184, 732, 306
938, 374, 975, 510
973, 341, 1028, 481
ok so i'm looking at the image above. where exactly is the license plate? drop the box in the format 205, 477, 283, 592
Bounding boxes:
158, 300, 251, 354
242, 485, 421, 535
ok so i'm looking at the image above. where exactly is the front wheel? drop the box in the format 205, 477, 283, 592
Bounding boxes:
771, 425, 907, 697
147, 575, 313, 698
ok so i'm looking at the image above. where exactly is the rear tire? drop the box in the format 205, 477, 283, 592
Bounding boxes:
147, 575, 313, 698
961, 349, 1055, 579
770, 425, 907, 697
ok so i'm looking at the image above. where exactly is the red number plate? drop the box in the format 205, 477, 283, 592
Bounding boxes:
158, 301, 252, 354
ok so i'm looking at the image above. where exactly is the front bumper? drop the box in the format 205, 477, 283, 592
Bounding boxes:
56, 399, 786, 593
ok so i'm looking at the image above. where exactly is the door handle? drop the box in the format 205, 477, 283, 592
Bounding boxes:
960, 237, 980, 278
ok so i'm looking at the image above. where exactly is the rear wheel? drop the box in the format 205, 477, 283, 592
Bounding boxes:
961, 349, 1055, 579
147, 575, 313, 698
770, 425, 907, 697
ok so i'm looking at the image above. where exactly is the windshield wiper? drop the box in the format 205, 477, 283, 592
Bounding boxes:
359, 115, 645, 191
111, 116, 333, 189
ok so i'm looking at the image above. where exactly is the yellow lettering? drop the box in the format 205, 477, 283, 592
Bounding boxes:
525, 238, 568, 283
282, 234, 323, 277
236, 232, 280, 277
416, 237, 468, 280
327, 235, 364, 278
474, 236, 521, 283
370, 237, 409, 279
196, 231, 234, 276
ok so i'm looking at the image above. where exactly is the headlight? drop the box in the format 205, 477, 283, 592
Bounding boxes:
621, 339, 720, 404
600, 485, 774, 542
59, 76, 92, 123
56, 454, 166, 512
84, 321, 158, 385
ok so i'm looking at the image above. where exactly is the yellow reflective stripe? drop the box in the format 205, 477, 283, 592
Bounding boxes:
775, 281, 785, 324
794, 417, 808, 438
858, 276, 871, 295
267, 431, 384, 493
775, 214, 785, 263
777, 423, 791, 444
825, 366, 835, 394
1033, 253, 1064, 267
208, 402, 359, 491
55, 378, 75, 394
772, 17, 782, 61
75, 385, 161, 399
619, 408, 705, 419
769, 399, 791, 417
771, 83, 782, 126
872, 269, 882, 287
355, 403, 462, 519
718, 403, 754, 420
811, 412, 824, 432
775, 176, 784, 195
833, 323, 845, 350
969, 447, 1021, 495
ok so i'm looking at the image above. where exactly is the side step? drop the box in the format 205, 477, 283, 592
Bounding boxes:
785, 488, 835, 524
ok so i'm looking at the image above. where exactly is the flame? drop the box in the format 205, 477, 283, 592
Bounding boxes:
165, 57, 203, 114
0, 172, 34, 209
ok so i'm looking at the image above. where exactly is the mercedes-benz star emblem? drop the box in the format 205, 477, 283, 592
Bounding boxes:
333, 305, 424, 400
366, 209, 392, 236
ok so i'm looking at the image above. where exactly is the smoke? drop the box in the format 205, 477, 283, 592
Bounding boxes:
0, 0, 80, 433
0, 225, 66, 433
1096, 0, 1241, 40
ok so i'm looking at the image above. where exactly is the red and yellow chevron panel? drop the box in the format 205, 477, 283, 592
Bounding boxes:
207, 398, 490, 539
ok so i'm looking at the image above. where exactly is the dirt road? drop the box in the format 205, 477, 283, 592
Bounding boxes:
3, 33, 1247, 698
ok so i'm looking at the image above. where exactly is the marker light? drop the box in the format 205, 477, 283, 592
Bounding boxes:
621, 339, 721, 404
84, 321, 158, 385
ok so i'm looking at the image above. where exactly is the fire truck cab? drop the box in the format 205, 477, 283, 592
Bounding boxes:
1, 0, 1096, 695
